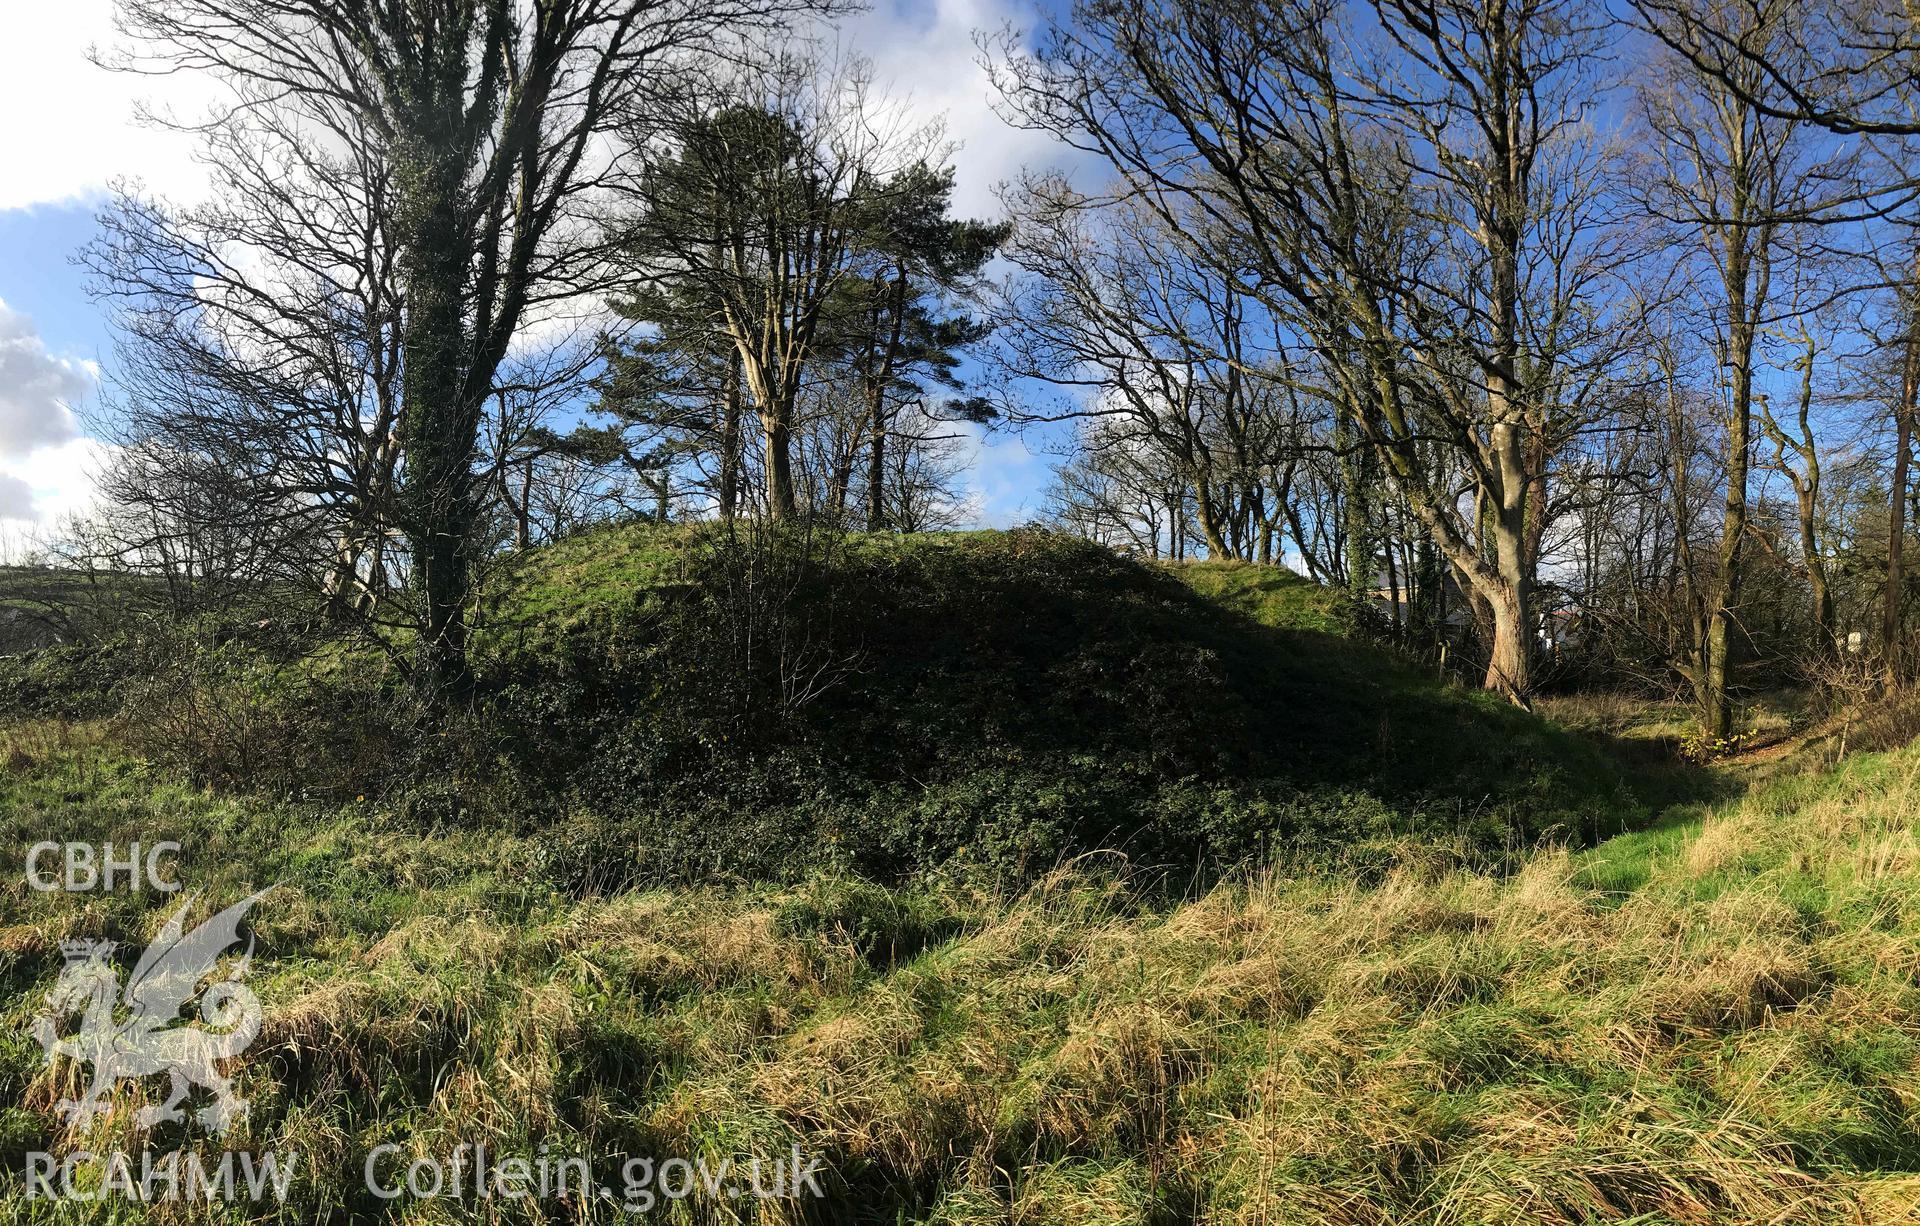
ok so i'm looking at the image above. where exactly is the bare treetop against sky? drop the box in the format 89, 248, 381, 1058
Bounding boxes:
2, 0, 1911, 694
0, 0, 1061, 537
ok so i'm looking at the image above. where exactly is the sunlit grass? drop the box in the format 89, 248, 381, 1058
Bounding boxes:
6, 715, 1920, 1222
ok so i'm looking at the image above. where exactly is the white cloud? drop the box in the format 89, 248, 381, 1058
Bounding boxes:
4, 1, 1062, 218
845, 0, 1077, 219
0, 437, 110, 529
0, 302, 100, 526
0, 300, 87, 458
0, 1, 212, 210
0, 474, 36, 520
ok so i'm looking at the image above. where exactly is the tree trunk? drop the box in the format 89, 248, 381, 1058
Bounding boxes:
735, 346, 798, 521
650, 471, 670, 523
1414, 536, 1440, 651
396, 159, 479, 695
719, 350, 743, 520
1468, 15, 1535, 705
512, 456, 533, 551
1705, 321, 1755, 739
1481, 364, 1534, 699
1481, 505, 1533, 701
1770, 330, 1832, 657
863, 268, 910, 531
865, 397, 889, 531
1335, 408, 1372, 601
763, 408, 797, 520
1482, 100, 1535, 704
1384, 529, 1403, 639
1192, 478, 1230, 559
1888, 321, 1917, 679
1795, 457, 1833, 659
1485, 588, 1530, 699
322, 530, 367, 619
828, 447, 855, 519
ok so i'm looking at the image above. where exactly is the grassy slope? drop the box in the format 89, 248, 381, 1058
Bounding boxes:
460, 527, 1636, 880
1156, 558, 1353, 637
4, 718, 1920, 1221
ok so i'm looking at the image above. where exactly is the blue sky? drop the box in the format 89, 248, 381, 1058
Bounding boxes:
0, 205, 101, 531
0, 0, 1067, 537
0, 206, 104, 360
3, 1, 1887, 552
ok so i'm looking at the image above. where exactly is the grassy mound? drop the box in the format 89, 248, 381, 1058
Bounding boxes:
0, 526, 1637, 886
1158, 558, 1353, 636
4, 721, 1919, 1221
447, 525, 1633, 883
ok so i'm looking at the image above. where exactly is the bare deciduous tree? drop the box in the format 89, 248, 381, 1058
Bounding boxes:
105, 0, 840, 690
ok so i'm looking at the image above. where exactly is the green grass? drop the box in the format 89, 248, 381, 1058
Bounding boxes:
1157, 559, 1353, 637
1570, 805, 1702, 895
6, 719, 1920, 1222
475, 520, 696, 641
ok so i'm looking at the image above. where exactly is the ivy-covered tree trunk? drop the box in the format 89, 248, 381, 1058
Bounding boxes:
396, 144, 480, 694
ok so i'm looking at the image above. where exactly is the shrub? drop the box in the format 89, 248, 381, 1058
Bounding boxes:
0, 638, 136, 720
